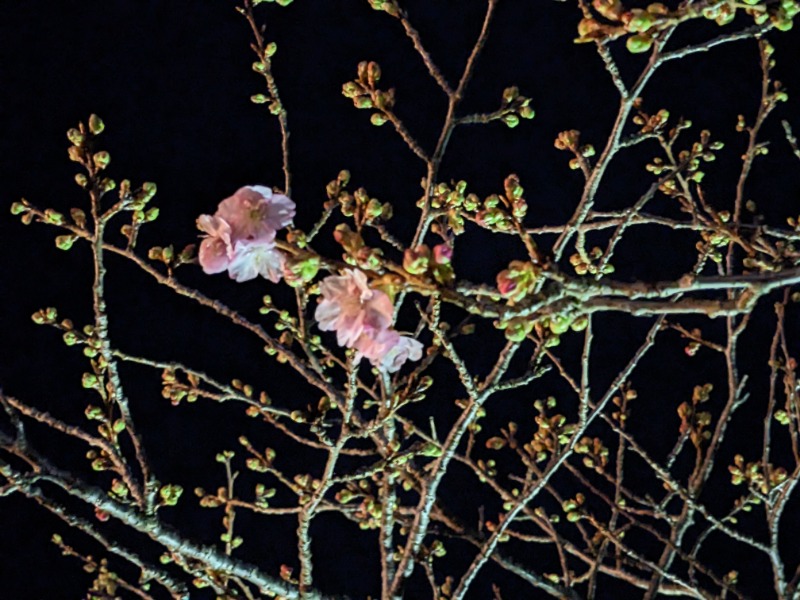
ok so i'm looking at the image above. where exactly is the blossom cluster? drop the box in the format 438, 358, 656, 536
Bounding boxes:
197, 185, 296, 282
315, 269, 422, 372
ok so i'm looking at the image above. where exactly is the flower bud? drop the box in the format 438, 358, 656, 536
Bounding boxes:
403, 245, 431, 275
55, 235, 76, 251
626, 34, 653, 54
44, 209, 66, 225
432, 243, 453, 265
355, 96, 373, 109
370, 113, 388, 126
502, 86, 519, 103
593, 0, 623, 20
366, 61, 381, 86
341, 82, 360, 98
625, 9, 656, 33
496, 260, 540, 303
68, 146, 83, 162
67, 128, 84, 146
93, 151, 111, 170
500, 317, 533, 342
88, 114, 105, 135
548, 314, 572, 335
577, 18, 601, 38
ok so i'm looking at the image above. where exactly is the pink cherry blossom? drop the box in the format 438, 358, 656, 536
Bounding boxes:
197, 215, 232, 274
315, 269, 394, 347
227, 239, 285, 283
354, 328, 400, 365
355, 329, 423, 373
217, 185, 296, 243
196, 185, 294, 282
380, 335, 424, 373
432, 243, 453, 265
315, 269, 423, 372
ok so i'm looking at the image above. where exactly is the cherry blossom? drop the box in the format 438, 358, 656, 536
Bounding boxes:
196, 185, 295, 282
216, 185, 295, 243
197, 215, 232, 274
227, 239, 285, 283
315, 269, 394, 347
315, 269, 423, 372
355, 328, 423, 373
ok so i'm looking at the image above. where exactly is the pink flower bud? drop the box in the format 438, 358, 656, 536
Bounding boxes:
432, 243, 453, 265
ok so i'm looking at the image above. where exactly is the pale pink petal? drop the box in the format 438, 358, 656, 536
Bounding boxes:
354, 330, 423, 372
380, 335, 424, 373
363, 291, 394, 332
262, 191, 296, 231
315, 299, 342, 332
196, 215, 233, 274
197, 214, 231, 241
336, 312, 367, 348
355, 328, 400, 364
227, 240, 285, 283
315, 269, 395, 349
198, 237, 230, 274
216, 186, 296, 243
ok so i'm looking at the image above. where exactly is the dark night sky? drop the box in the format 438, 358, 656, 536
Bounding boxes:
2, 1, 800, 598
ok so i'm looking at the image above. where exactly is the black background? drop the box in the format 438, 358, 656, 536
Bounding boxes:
2, 1, 800, 598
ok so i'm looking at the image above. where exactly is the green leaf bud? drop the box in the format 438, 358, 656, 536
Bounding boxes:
502, 114, 520, 128
88, 114, 105, 135
370, 113, 388, 126
403, 245, 431, 275
159, 484, 184, 506
715, 7, 735, 26
68, 146, 83, 162
341, 81, 360, 98
366, 61, 381, 85
55, 235, 76, 251
548, 314, 572, 335
626, 34, 653, 54
266, 42, 278, 57
93, 151, 111, 170
44, 209, 66, 225
355, 96, 373, 109
67, 128, 85, 146
502, 86, 519, 103
251, 93, 268, 104
626, 10, 656, 33
10, 202, 27, 215
337, 489, 355, 503
419, 442, 442, 457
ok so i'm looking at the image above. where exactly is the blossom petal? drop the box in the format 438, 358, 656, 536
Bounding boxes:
380, 335, 424, 373
198, 237, 231, 274
216, 186, 295, 243
227, 240, 285, 283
